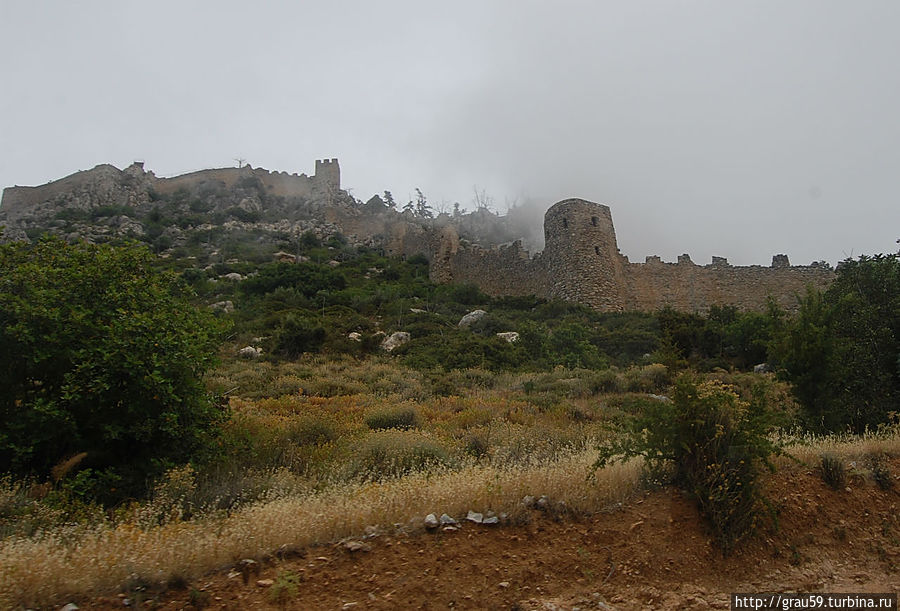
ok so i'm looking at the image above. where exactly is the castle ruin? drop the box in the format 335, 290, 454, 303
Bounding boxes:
427, 198, 834, 313
0, 160, 834, 313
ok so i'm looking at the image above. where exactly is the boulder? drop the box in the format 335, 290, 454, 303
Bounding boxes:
238, 346, 262, 359
439, 513, 458, 525
458, 309, 487, 328
380, 331, 410, 352
466, 510, 484, 524
496, 331, 520, 343
222, 272, 244, 281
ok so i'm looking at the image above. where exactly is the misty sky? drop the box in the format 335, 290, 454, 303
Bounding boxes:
1, 1, 898, 266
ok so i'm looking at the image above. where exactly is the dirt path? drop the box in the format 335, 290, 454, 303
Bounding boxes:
87, 462, 900, 610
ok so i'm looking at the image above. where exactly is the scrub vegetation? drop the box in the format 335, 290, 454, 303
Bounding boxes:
1, 235, 898, 608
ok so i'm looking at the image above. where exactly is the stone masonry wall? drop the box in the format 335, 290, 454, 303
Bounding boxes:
623, 257, 833, 312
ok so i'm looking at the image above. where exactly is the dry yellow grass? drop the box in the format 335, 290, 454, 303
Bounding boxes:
777, 428, 900, 468
0, 451, 642, 608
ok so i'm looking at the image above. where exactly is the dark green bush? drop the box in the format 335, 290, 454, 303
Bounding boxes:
0, 239, 227, 501
274, 315, 326, 358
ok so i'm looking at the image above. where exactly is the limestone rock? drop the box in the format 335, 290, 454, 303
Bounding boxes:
222, 272, 244, 281
343, 540, 371, 552
238, 346, 262, 359
380, 331, 410, 352
466, 510, 483, 524
458, 309, 487, 328
496, 331, 520, 343
439, 513, 458, 525
424, 513, 439, 530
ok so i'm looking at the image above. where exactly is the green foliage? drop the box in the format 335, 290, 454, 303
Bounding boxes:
595, 376, 781, 554
274, 315, 326, 358
365, 406, 420, 430
772, 254, 900, 432
241, 261, 346, 297
0, 238, 227, 500
658, 305, 775, 371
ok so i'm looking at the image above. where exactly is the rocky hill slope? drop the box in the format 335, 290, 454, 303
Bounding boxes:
0, 160, 533, 264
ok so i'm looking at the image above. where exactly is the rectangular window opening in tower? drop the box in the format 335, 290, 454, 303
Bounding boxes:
595, 246, 601, 255
591, 216, 598, 226
563, 218, 568, 229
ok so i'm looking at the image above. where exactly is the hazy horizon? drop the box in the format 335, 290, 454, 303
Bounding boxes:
2, 1, 898, 266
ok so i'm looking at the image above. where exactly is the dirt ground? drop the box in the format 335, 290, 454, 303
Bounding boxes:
87, 461, 900, 610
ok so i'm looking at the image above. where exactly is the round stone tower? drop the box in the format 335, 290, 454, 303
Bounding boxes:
542, 198, 625, 310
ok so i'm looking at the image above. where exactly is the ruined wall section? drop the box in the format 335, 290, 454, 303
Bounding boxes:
623, 256, 834, 312
447, 240, 547, 298
153, 162, 337, 200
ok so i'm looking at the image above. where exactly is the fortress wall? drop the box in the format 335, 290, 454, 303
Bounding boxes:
622, 259, 835, 313
256, 170, 314, 198
154, 166, 323, 199
153, 168, 253, 194
447, 241, 548, 298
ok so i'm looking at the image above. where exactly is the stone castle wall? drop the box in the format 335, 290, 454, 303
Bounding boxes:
152, 159, 339, 199
1, 159, 341, 221
439, 198, 834, 312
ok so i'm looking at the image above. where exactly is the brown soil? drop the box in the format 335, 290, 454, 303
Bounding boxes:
87, 462, 900, 610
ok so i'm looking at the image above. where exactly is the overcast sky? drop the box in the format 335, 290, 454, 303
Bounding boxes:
1, 1, 898, 265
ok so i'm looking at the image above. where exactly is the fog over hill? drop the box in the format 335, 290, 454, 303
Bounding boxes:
1, 2, 899, 265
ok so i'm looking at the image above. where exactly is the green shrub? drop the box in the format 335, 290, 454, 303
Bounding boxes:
595, 375, 781, 555
820, 453, 846, 490
350, 431, 450, 480
285, 416, 337, 446
0, 238, 227, 501
274, 315, 326, 358
365, 406, 420, 430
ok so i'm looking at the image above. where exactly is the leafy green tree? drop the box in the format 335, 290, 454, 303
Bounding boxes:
772, 254, 900, 432
0, 238, 227, 497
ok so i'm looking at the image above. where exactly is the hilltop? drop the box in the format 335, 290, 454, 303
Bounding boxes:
0, 159, 531, 263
